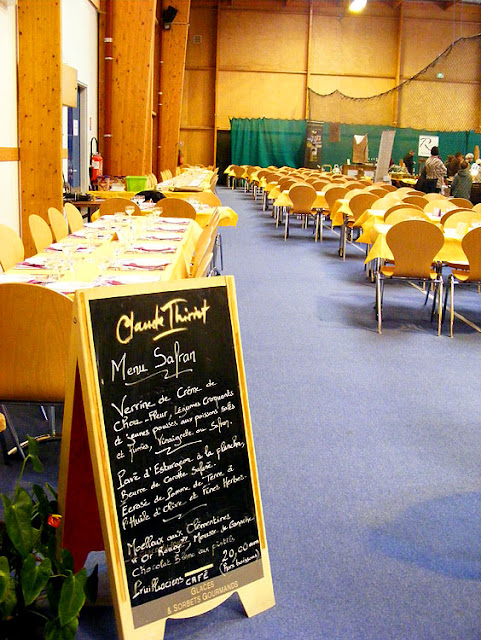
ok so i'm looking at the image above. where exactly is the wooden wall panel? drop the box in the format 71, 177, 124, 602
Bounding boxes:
185, 6, 216, 69
216, 71, 305, 129
17, 0, 63, 257
105, 0, 156, 176
219, 10, 308, 72
182, 69, 215, 127
159, 0, 191, 175
311, 14, 397, 78
179, 129, 214, 166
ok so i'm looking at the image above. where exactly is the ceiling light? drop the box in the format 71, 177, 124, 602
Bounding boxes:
349, 0, 367, 12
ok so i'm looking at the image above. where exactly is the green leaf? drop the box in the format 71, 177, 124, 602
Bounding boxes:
0, 578, 17, 619
2, 489, 35, 557
58, 570, 86, 626
84, 564, 98, 603
20, 554, 52, 606
45, 483, 58, 501
59, 549, 74, 573
0, 556, 10, 603
45, 616, 79, 640
26, 436, 43, 473
32, 484, 51, 518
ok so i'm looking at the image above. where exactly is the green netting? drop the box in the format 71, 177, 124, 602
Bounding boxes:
230, 118, 307, 167
308, 33, 481, 132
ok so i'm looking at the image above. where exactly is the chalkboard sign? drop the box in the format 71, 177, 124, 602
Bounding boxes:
62, 277, 274, 639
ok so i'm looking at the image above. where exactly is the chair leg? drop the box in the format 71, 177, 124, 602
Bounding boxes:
0, 404, 25, 459
375, 272, 382, 333
450, 276, 455, 338
437, 278, 443, 336
284, 211, 289, 240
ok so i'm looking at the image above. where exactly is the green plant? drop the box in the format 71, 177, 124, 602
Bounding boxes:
0, 436, 97, 639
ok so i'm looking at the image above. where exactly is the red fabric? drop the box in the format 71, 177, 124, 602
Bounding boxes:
62, 370, 104, 571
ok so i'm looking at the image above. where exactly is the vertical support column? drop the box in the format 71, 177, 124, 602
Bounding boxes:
305, 0, 313, 120
99, 0, 156, 176
213, 0, 221, 169
159, 0, 191, 175
17, 0, 63, 257
391, 0, 404, 128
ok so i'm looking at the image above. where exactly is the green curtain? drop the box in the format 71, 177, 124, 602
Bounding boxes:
230, 118, 307, 168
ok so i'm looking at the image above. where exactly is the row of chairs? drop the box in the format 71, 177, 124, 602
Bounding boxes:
0, 203, 84, 272
236, 164, 481, 336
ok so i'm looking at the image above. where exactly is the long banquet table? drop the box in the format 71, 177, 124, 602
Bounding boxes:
1, 214, 202, 295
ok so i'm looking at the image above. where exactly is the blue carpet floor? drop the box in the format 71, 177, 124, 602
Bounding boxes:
1, 186, 480, 639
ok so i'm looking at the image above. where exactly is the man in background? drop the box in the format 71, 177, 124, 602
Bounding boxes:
403, 149, 415, 174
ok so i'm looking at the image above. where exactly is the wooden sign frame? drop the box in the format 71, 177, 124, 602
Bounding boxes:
58, 276, 275, 640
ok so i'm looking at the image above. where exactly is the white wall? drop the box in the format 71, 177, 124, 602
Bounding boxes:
0, 0, 98, 236
62, 0, 99, 192
0, 3, 20, 233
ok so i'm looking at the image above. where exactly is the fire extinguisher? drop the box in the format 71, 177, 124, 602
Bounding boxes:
178, 147, 184, 166
90, 137, 103, 188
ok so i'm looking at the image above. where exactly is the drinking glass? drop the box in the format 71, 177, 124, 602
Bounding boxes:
125, 205, 135, 219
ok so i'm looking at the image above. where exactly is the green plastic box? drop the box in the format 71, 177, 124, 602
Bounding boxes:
126, 175, 148, 192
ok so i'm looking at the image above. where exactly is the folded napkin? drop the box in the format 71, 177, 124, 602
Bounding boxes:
154, 219, 190, 227
139, 233, 183, 242
0, 273, 45, 283
110, 258, 170, 271
97, 273, 160, 286
15, 258, 47, 269
46, 243, 94, 253
128, 243, 176, 254
71, 230, 112, 240
45, 281, 95, 294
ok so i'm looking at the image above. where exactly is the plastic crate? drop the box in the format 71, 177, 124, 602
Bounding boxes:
126, 175, 148, 192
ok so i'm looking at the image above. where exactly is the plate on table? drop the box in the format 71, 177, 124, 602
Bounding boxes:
110, 257, 171, 271
97, 273, 161, 286
0, 273, 43, 283
45, 281, 96, 294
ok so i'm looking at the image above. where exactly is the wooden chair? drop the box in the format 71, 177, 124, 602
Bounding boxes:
284, 183, 317, 241
424, 192, 447, 201
442, 210, 481, 230
185, 191, 221, 207
193, 251, 213, 278
48, 207, 69, 242
448, 197, 473, 209
189, 211, 220, 277
230, 165, 247, 190
402, 195, 429, 208
384, 208, 430, 225
0, 224, 24, 272
383, 204, 424, 220
472, 202, 481, 215
424, 199, 456, 214
444, 227, 481, 336
160, 198, 196, 219
64, 202, 84, 233
98, 198, 141, 217
339, 192, 379, 259
29, 214, 53, 253
0, 283, 72, 458
375, 220, 444, 335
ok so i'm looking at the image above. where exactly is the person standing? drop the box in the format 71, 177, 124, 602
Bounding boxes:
450, 161, 472, 200
403, 149, 415, 175
446, 151, 463, 177
425, 146, 447, 193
